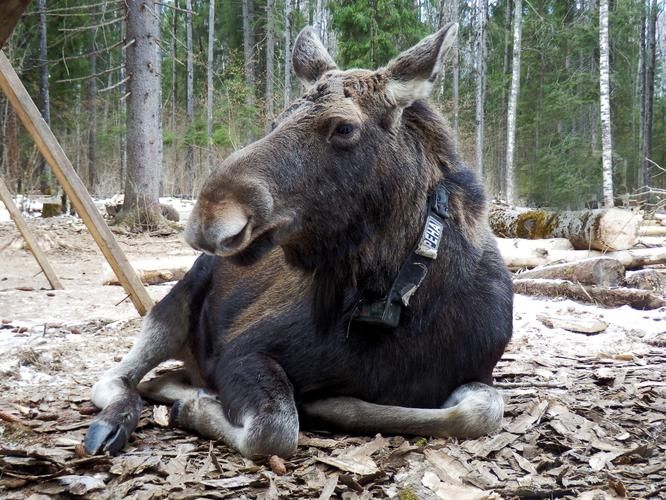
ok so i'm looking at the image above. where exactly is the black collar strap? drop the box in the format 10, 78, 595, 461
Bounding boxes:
352, 182, 449, 329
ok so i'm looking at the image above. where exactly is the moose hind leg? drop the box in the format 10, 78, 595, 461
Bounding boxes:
303, 382, 504, 439
171, 353, 299, 459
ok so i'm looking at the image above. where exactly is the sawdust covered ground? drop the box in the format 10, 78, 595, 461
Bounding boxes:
0, 217, 664, 499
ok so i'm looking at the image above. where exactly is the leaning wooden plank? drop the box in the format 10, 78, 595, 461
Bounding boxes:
489, 205, 642, 251
0, 177, 63, 290
0, 0, 31, 49
501, 246, 666, 270
513, 278, 665, 310
514, 257, 625, 287
0, 51, 153, 316
102, 255, 198, 286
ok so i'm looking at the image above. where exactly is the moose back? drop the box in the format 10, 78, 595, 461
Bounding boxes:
84, 23, 513, 459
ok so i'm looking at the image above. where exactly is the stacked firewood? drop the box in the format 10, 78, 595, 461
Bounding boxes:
490, 205, 666, 310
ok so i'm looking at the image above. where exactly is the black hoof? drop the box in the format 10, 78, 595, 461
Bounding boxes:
169, 399, 184, 427
84, 393, 142, 455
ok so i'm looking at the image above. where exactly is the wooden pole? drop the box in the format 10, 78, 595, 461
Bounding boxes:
0, 177, 63, 290
0, 50, 153, 315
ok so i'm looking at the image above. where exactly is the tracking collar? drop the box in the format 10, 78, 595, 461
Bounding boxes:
351, 182, 449, 329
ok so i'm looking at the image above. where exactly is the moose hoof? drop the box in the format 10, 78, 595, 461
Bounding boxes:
84, 394, 142, 455
169, 399, 184, 427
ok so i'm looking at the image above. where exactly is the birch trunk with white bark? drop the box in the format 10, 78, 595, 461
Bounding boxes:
505, 0, 522, 205
599, 0, 614, 207
207, 0, 215, 174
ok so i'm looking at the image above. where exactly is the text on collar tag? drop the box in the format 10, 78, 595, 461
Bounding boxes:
415, 215, 443, 259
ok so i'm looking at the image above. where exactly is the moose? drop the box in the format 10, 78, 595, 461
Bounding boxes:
84, 23, 513, 459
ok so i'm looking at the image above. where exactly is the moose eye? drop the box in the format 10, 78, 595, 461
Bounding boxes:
335, 123, 355, 135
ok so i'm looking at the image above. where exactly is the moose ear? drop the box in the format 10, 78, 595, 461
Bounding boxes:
385, 23, 458, 107
292, 27, 337, 87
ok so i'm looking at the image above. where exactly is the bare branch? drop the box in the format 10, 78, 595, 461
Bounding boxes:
59, 15, 125, 33
56, 64, 124, 83
99, 75, 130, 93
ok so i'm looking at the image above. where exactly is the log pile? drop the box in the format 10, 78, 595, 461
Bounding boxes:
493, 205, 666, 310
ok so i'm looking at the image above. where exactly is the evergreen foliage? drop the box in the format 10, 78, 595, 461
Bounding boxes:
0, 0, 663, 210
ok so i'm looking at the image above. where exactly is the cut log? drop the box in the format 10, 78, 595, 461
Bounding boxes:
536, 313, 608, 334
514, 258, 625, 287
624, 269, 666, 294
489, 206, 642, 251
102, 255, 197, 286
513, 279, 666, 310
638, 225, 666, 237
501, 245, 666, 270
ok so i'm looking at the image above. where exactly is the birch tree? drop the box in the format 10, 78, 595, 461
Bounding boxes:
186, 0, 194, 180
641, 0, 657, 188
283, 0, 292, 109
88, 27, 98, 194
242, 0, 255, 108
121, 0, 164, 229
505, 0, 522, 206
265, 0, 275, 130
474, 0, 487, 175
599, 0, 614, 207
207, 0, 215, 174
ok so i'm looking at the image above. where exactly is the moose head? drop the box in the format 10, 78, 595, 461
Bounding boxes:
186, 24, 459, 275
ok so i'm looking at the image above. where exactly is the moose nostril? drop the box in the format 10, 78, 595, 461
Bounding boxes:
220, 220, 249, 250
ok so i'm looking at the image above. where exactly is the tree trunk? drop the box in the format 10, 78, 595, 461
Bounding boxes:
599, 0, 614, 206
474, 0, 487, 175
314, 0, 324, 39
88, 28, 98, 194
170, 0, 178, 190
242, 0, 255, 108
265, 0, 275, 130
207, 0, 215, 174
119, 14, 127, 193
513, 279, 665, 310
283, 0, 291, 110
37, 0, 51, 194
641, 0, 657, 188
513, 257, 625, 287
185, 0, 194, 185
7, 105, 19, 192
489, 205, 642, 251
505, 0, 521, 205
122, 0, 164, 230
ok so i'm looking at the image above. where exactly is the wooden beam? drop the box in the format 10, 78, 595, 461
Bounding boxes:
0, 0, 31, 49
0, 50, 154, 316
0, 177, 63, 290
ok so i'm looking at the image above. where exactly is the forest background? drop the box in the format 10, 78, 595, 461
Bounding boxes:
1, 0, 665, 213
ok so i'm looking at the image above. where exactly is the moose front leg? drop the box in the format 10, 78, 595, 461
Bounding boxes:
170, 353, 299, 459
302, 382, 504, 439
84, 255, 216, 455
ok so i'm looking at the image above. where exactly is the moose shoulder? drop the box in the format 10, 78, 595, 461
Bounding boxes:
84, 23, 513, 459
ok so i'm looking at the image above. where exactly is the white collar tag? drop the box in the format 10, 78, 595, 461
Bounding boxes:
415, 215, 443, 259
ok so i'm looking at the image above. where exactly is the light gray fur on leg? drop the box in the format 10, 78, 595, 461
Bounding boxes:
91, 306, 190, 409
171, 392, 299, 459
303, 382, 504, 439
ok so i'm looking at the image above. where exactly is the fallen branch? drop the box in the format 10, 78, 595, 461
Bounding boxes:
513, 278, 666, 310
